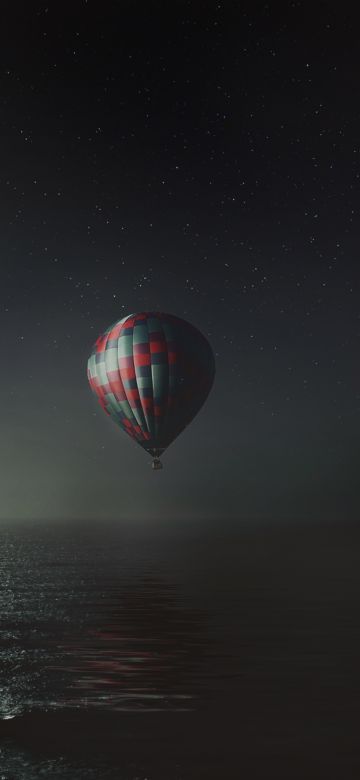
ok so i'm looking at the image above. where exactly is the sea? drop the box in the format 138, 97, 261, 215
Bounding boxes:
0, 517, 360, 779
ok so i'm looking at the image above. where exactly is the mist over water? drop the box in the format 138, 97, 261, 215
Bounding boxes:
1, 517, 360, 778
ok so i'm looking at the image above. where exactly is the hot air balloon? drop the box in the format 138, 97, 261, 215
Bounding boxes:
87, 312, 215, 469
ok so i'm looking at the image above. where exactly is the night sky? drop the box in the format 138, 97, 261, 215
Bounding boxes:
1, 1, 358, 522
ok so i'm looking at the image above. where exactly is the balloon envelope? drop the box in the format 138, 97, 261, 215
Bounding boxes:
87, 312, 215, 457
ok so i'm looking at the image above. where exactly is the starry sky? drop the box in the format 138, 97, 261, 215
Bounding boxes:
0, 1, 358, 522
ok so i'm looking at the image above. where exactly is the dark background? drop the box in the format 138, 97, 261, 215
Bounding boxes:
0, 2, 358, 519
1, 5, 360, 779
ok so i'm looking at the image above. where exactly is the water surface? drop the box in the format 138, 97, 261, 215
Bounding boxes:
1, 518, 360, 778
